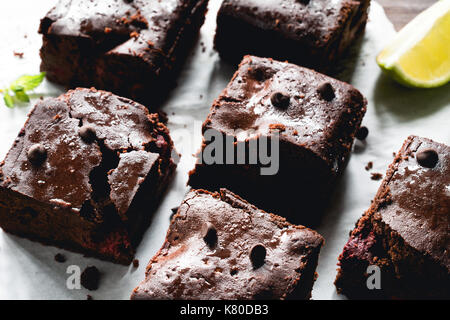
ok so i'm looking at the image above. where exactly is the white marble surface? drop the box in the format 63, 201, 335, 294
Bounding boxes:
0, 0, 448, 300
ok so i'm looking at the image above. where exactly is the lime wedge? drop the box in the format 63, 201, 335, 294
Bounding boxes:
377, 0, 450, 88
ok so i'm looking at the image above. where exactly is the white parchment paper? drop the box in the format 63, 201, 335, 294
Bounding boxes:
0, 0, 448, 300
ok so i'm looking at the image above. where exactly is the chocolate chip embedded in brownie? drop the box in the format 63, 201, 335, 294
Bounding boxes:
335, 136, 450, 299
214, 0, 371, 72
0, 88, 177, 265
188, 56, 367, 225
38, 0, 209, 107
131, 189, 324, 300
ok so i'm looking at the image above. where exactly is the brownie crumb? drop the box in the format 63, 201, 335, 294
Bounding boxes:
365, 161, 373, 171
370, 172, 383, 181
133, 259, 140, 268
87, 294, 93, 300
269, 123, 286, 132
54, 253, 66, 263
13, 51, 24, 58
81, 266, 101, 291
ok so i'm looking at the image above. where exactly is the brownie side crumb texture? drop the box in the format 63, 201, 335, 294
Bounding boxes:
39, 0, 209, 107
0, 88, 177, 265
335, 136, 450, 299
131, 189, 324, 300
188, 56, 367, 225
214, 0, 371, 72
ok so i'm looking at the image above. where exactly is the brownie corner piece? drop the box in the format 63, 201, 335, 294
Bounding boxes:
131, 188, 324, 300
335, 136, 450, 299
38, 0, 209, 106
0, 88, 177, 265
188, 55, 367, 223
214, 0, 371, 71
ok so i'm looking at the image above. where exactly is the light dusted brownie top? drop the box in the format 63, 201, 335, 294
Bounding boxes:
131, 189, 324, 300
204, 55, 367, 170
374, 136, 449, 271
218, 0, 369, 48
39, 0, 199, 58
0, 88, 174, 221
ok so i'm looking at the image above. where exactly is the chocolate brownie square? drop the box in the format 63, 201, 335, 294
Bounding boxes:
131, 189, 324, 300
335, 136, 450, 299
0, 88, 177, 265
39, 0, 209, 107
188, 56, 367, 224
214, 0, 371, 72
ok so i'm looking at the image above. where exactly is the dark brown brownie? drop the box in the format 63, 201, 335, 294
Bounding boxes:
131, 189, 324, 300
335, 136, 450, 299
214, 0, 371, 72
188, 56, 367, 225
0, 88, 177, 265
39, 0, 209, 107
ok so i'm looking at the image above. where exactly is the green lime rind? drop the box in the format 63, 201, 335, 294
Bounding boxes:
377, 59, 450, 89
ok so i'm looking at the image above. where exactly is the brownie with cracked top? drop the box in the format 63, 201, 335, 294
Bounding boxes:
39, 0, 209, 107
215, 0, 371, 72
188, 56, 367, 225
335, 136, 450, 299
131, 188, 324, 300
0, 88, 177, 265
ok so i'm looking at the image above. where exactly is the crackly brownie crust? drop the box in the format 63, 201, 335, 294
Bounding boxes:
214, 0, 371, 72
39, 0, 208, 107
0, 88, 177, 265
335, 136, 450, 299
131, 189, 324, 300
188, 56, 367, 225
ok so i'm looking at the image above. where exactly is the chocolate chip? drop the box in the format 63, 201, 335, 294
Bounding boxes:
356, 126, 369, 140
317, 82, 335, 101
54, 253, 66, 263
132, 259, 139, 268
416, 149, 439, 168
250, 244, 266, 269
27, 144, 47, 165
79, 125, 96, 143
297, 0, 310, 4
81, 266, 101, 291
201, 222, 217, 248
249, 68, 265, 82
271, 92, 290, 108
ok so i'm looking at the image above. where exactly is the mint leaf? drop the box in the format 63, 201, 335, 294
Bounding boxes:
10, 84, 24, 93
10, 72, 46, 92
3, 91, 14, 108
2, 72, 46, 108
14, 89, 30, 103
